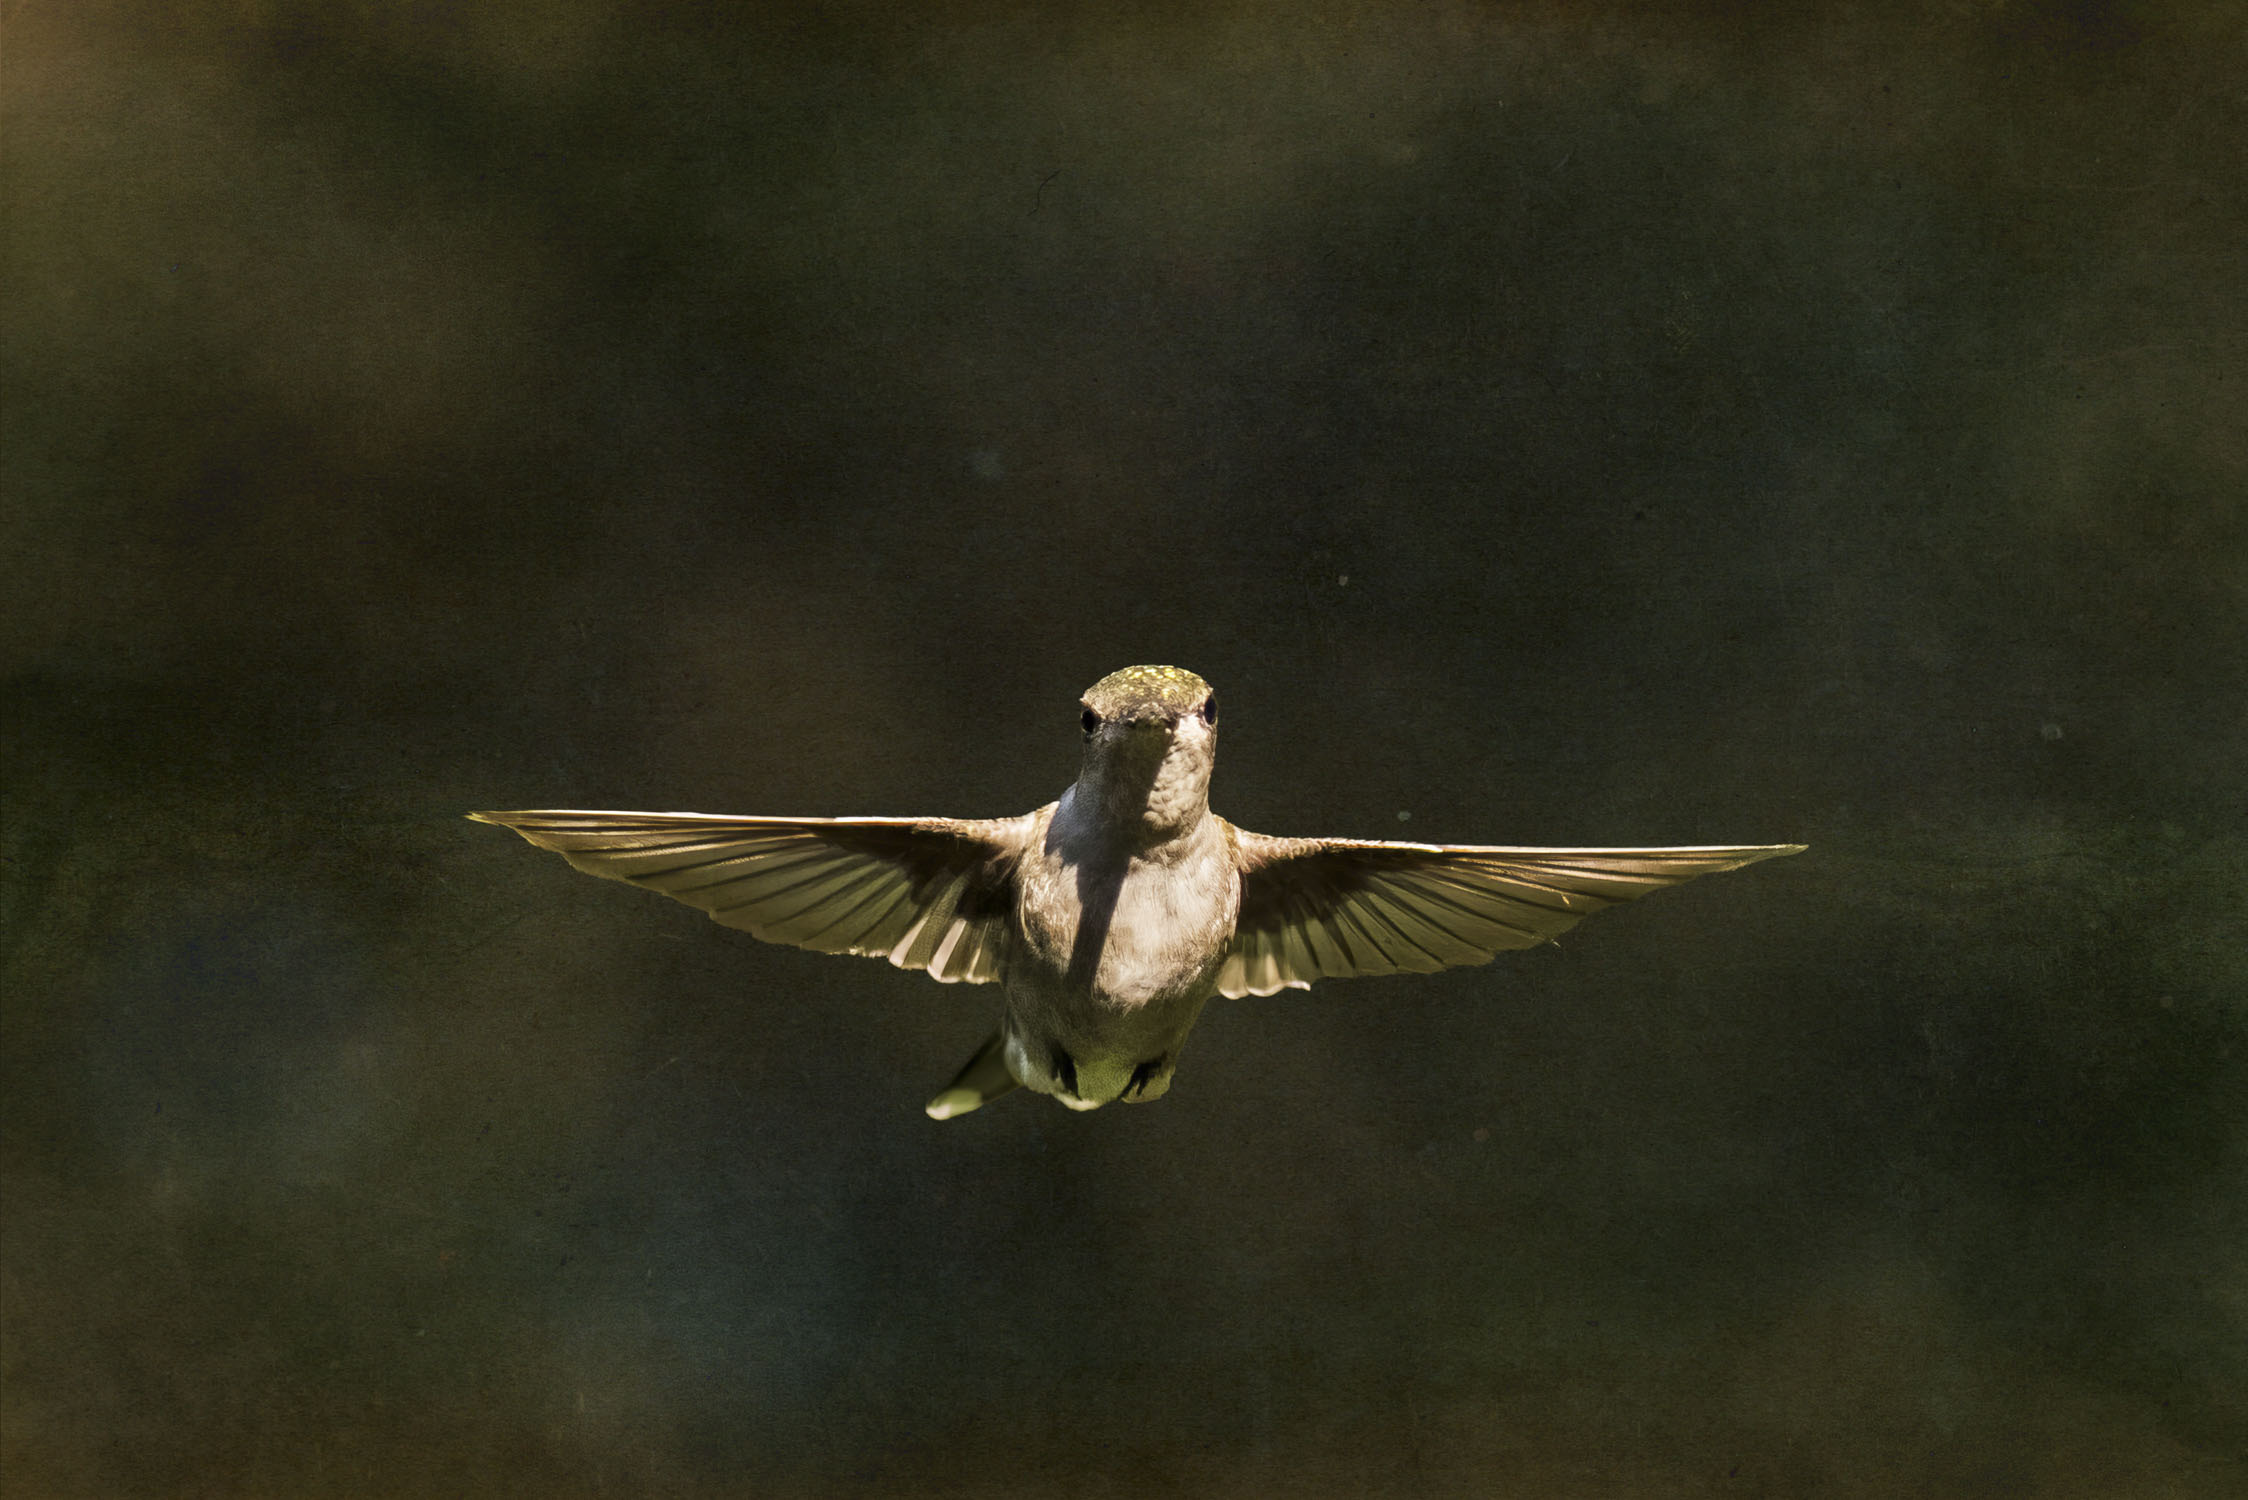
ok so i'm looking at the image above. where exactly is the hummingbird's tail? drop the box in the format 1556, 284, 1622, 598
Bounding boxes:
924, 1031, 1020, 1120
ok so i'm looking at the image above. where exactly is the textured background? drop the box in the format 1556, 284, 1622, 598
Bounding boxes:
5, 2, 2245, 1495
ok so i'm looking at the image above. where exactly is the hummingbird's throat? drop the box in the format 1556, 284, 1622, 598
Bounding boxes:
1086, 734, 1210, 840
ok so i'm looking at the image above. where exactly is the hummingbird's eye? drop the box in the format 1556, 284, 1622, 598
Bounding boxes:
1081, 707, 1100, 736
1199, 693, 1218, 726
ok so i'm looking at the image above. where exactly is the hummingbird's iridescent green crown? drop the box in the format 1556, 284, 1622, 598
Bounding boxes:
1083, 664, 1211, 721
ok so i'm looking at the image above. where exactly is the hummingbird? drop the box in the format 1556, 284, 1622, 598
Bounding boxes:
471, 665, 1801, 1119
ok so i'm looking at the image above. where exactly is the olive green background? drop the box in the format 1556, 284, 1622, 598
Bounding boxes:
4, 2, 2243, 1495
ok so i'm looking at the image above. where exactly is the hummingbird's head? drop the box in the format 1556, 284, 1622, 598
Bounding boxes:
1075, 664, 1219, 839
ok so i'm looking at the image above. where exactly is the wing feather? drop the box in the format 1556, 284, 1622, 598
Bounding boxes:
1385, 883, 1499, 957
1213, 950, 1251, 996
1217, 827, 1802, 997
715, 858, 870, 925
1276, 925, 1320, 991
1301, 914, 1353, 974
469, 808, 1033, 981
891, 879, 964, 969
1360, 886, 1482, 967
1242, 928, 1285, 996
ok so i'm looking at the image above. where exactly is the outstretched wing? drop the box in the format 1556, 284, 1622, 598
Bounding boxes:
468, 808, 1035, 984
1215, 829, 1804, 998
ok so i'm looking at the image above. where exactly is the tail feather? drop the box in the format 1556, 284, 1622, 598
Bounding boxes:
924, 1031, 1019, 1120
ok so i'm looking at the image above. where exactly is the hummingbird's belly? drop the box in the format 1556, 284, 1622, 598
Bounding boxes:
999, 983, 1208, 1107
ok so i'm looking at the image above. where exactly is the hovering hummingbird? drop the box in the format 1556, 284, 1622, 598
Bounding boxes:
472, 665, 1801, 1119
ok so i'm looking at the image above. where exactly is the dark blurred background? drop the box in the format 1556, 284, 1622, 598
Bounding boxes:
5, 2, 2244, 1494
